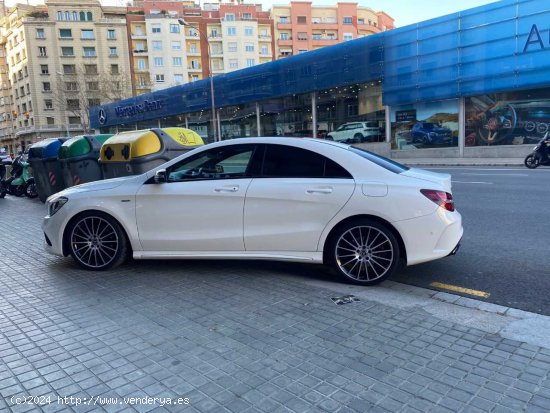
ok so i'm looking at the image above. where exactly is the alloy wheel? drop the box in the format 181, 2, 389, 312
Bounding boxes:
70, 215, 121, 269
335, 225, 394, 282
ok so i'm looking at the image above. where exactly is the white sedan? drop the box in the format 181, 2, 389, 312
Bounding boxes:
42, 137, 462, 285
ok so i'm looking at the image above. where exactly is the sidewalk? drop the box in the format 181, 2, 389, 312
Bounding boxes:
1, 196, 550, 413
397, 158, 525, 167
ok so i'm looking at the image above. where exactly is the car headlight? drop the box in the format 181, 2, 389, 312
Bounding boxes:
48, 196, 68, 216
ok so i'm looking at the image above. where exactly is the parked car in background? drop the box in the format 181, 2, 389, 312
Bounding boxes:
326, 121, 381, 143
42, 137, 462, 286
0, 147, 12, 163
411, 122, 453, 145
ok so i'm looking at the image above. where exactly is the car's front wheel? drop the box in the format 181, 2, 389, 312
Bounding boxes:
67, 212, 129, 271
327, 219, 400, 285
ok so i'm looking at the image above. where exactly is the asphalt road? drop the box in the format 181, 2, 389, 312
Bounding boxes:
392, 166, 550, 315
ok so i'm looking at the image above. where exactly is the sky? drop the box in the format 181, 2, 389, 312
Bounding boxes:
4, 0, 501, 27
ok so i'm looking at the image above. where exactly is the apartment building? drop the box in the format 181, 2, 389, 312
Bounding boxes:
272, 2, 394, 58
0, 6, 14, 153
127, 1, 273, 95
3, 0, 131, 151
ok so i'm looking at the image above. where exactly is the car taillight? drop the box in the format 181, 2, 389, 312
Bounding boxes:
420, 189, 455, 212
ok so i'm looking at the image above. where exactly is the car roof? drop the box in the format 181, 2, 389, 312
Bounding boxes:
211, 136, 352, 150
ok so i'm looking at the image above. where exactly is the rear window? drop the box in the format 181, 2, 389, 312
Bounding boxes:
365, 122, 378, 128
349, 146, 410, 174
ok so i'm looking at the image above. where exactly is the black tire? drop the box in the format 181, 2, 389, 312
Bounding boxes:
66, 211, 129, 271
354, 133, 364, 143
326, 218, 400, 286
12, 184, 25, 197
326, 135, 334, 141
24, 179, 38, 198
524, 154, 539, 169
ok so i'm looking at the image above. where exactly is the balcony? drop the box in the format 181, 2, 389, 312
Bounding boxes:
278, 39, 293, 46
188, 66, 202, 72
187, 50, 201, 56
276, 22, 292, 30
312, 38, 338, 46
133, 49, 148, 56
208, 35, 223, 41
258, 35, 272, 41
131, 33, 147, 40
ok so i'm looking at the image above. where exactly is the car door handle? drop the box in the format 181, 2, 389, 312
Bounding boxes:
214, 186, 239, 192
306, 187, 333, 194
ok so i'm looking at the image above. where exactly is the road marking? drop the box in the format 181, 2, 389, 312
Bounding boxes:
452, 180, 493, 184
429, 282, 490, 298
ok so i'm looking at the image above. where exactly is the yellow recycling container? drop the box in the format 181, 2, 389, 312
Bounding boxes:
99, 128, 203, 179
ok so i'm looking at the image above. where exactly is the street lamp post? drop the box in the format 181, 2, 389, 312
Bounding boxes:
178, 18, 218, 142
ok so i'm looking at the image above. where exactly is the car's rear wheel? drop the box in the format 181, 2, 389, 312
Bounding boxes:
354, 133, 364, 142
327, 219, 400, 285
326, 135, 334, 141
67, 212, 128, 271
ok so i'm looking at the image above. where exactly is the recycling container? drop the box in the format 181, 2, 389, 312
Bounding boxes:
58, 134, 113, 188
99, 127, 203, 179
27, 137, 68, 203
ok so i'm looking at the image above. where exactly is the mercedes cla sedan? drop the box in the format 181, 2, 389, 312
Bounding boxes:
43, 138, 462, 286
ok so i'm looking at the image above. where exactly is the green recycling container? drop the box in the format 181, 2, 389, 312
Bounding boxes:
58, 134, 113, 188
99, 127, 203, 179
27, 137, 68, 203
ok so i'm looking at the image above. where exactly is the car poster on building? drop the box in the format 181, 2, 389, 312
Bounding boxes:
465, 87, 550, 146
391, 100, 459, 150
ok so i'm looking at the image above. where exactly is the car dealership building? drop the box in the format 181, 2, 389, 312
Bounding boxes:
91, 0, 550, 160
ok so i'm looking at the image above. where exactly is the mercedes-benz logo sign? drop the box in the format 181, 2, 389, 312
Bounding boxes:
98, 109, 107, 125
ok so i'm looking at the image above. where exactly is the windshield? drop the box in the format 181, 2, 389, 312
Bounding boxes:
349, 146, 410, 174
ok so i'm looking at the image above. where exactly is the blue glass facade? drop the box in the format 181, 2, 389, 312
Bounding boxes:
90, 0, 550, 153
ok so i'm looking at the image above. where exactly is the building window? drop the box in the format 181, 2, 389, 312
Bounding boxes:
45, 99, 53, 110
59, 28, 72, 38
172, 57, 182, 66
36, 28, 45, 39
81, 29, 94, 40
137, 59, 146, 70
228, 59, 238, 69
65, 82, 78, 91
86, 12, 93, 21
246, 58, 255, 67
61, 47, 74, 57
152, 40, 162, 51
88, 98, 100, 107
343, 16, 352, 24
111, 64, 119, 74
312, 33, 322, 40
153, 57, 164, 67
84, 64, 98, 75
69, 116, 81, 124
170, 24, 180, 33
171, 41, 181, 50
279, 17, 288, 23
297, 32, 307, 40
297, 16, 306, 24
191, 75, 199, 81
83, 47, 96, 57
38, 46, 47, 57
47, 117, 55, 125
242, 13, 252, 20
358, 18, 365, 25
67, 99, 80, 110
224, 13, 235, 21
87, 81, 99, 91
155, 74, 165, 82
227, 27, 236, 36
245, 43, 254, 52
244, 27, 253, 36
280, 33, 289, 40
343, 33, 353, 41
109, 47, 117, 56
43, 82, 51, 92
151, 24, 161, 34
210, 29, 218, 38
174, 74, 184, 84
327, 33, 336, 40
63, 64, 76, 74
261, 45, 269, 55
40, 65, 49, 74
228, 42, 237, 52
107, 29, 116, 40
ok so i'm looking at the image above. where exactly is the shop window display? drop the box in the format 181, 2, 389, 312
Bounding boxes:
465, 87, 550, 146
391, 100, 458, 150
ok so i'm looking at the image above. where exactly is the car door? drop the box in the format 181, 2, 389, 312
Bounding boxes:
135, 144, 257, 252
243, 144, 355, 252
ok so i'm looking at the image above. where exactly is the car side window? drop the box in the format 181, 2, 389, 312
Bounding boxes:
168, 144, 256, 182
262, 144, 352, 178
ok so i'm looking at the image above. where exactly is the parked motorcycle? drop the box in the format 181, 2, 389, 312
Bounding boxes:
0, 160, 7, 198
4, 153, 37, 198
524, 132, 550, 169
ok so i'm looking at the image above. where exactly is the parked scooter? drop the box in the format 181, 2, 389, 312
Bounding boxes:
525, 132, 550, 169
4, 153, 37, 198
0, 159, 7, 198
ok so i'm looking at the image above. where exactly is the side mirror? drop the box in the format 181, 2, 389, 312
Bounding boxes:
154, 169, 167, 184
